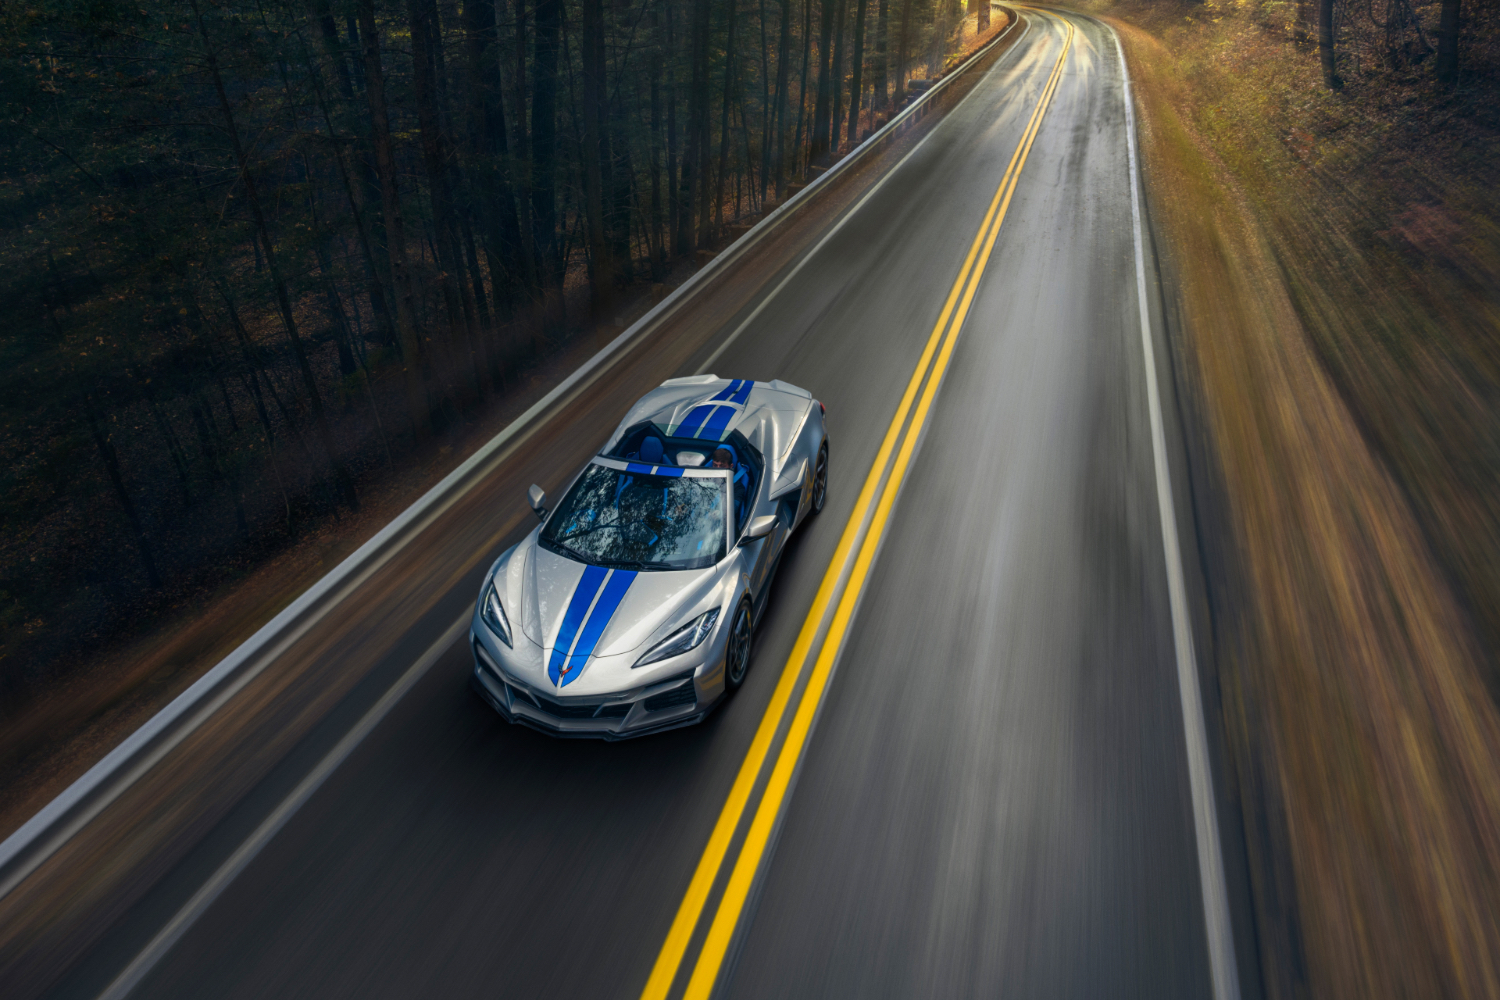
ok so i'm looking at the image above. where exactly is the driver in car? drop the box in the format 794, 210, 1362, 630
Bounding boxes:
712, 448, 752, 526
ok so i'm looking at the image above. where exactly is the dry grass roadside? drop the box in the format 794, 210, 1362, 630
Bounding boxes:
1096, 9, 1500, 1000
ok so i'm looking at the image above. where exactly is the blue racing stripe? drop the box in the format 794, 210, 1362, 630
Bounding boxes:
710, 378, 745, 401
676, 404, 717, 438
559, 570, 637, 686
700, 404, 737, 440
548, 564, 607, 686
691, 406, 727, 439
625, 462, 684, 476
727, 379, 754, 405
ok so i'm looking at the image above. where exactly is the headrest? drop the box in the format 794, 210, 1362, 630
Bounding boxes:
639, 436, 665, 463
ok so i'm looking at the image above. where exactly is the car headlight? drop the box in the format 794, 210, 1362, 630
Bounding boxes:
633, 608, 720, 668
481, 581, 513, 647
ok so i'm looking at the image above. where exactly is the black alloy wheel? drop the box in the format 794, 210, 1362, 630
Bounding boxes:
810, 442, 829, 514
725, 599, 754, 691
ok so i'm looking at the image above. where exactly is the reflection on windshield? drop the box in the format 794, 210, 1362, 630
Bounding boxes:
541, 465, 726, 571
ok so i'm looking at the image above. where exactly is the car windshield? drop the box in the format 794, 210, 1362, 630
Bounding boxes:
540, 464, 727, 571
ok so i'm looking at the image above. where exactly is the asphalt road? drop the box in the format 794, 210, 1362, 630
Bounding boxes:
34, 9, 1243, 999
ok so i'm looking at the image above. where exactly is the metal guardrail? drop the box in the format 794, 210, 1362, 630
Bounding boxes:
0, 7, 1021, 903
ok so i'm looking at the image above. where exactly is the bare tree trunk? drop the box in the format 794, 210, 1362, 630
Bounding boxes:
532, 0, 564, 333
977, 0, 988, 34
313, 238, 358, 377
188, 390, 250, 539
1435, 0, 1461, 85
461, 220, 494, 334
357, 0, 430, 439
85, 403, 161, 587
609, 92, 634, 284
650, 0, 667, 277
192, 0, 357, 510
312, 0, 398, 354
1318, 0, 1341, 89
873, 0, 889, 110
893, 0, 913, 104
312, 244, 395, 467
139, 385, 191, 506
302, 65, 390, 364
758, 0, 773, 206
464, 0, 528, 320
667, 0, 686, 256
688, 0, 712, 248
580, 0, 615, 317
512, 0, 540, 305
773, 0, 792, 197
192, 310, 242, 435
793, 0, 813, 169
737, 91, 755, 213
810, 0, 836, 163
410, 0, 478, 405
214, 285, 294, 523
46, 279, 166, 584
830, 0, 849, 156
429, 2, 480, 371
847, 0, 867, 145
715, 0, 740, 231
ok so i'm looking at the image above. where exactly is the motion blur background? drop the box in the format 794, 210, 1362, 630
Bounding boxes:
1, 0, 1497, 996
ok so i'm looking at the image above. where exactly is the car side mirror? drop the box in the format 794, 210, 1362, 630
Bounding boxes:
743, 514, 777, 542
527, 484, 548, 519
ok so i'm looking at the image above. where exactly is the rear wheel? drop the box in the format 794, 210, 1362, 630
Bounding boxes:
810, 442, 829, 514
725, 599, 754, 692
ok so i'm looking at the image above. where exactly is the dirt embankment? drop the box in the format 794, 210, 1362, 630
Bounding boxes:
1101, 7, 1500, 999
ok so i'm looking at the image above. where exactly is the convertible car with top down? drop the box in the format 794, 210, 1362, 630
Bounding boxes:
469, 374, 829, 738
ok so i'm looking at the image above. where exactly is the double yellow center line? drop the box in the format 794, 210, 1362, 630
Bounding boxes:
641, 16, 1076, 1000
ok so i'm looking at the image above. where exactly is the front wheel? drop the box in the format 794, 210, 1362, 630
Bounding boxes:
810, 442, 829, 515
724, 599, 754, 692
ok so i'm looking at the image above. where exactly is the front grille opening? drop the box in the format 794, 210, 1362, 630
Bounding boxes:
596, 703, 632, 718
533, 695, 604, 719
644, 682, 696, 712
504, 682, 536, 709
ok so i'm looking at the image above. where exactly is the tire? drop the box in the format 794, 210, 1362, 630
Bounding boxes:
809, 442, 829, 515
724, 599, 754, 692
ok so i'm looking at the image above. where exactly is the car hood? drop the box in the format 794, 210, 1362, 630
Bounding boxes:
519, 541, 718, 688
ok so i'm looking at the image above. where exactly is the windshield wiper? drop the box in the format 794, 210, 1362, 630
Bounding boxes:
556, 521, 623, 543
548, 540, 595, 564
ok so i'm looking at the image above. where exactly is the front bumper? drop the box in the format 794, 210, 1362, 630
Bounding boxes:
470, 636, 720, 740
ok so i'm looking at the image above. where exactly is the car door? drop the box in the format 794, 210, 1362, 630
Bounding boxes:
745, 477, 783, 619
749, 461, 807, 620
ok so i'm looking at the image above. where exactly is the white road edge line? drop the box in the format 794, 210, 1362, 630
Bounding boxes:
1109, 22, 1242, 1000
95, 613, 471, 1000
697, 14, 1029, 377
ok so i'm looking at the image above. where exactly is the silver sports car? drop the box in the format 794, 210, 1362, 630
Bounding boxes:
470, 375, 829, 738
